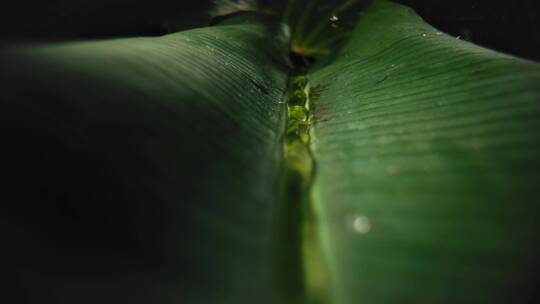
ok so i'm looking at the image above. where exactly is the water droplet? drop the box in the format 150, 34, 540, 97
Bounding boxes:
330, 15, 339, 22
422, 33, 427, 37
351, 215, 371, 234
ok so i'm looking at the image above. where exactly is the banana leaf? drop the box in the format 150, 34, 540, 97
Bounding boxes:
0, 13, 293, 304
2, 1, 540, 303
307, 1, 540, 303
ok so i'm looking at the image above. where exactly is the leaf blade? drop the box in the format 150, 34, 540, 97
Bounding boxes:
0, 14, 291, 304
308, 1, 540, 303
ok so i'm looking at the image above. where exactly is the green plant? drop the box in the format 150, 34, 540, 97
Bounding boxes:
1, 1, 539, 303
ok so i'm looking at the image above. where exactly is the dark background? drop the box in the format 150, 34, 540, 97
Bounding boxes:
1, 0, 539, 61
397, 0, 540, 61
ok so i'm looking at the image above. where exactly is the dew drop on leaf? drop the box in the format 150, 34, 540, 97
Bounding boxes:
347, 215, 371, 234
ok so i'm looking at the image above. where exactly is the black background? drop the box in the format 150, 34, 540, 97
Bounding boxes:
1, 0, 539, 61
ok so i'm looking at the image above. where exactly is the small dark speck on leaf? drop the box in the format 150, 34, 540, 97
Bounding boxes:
250, 79, 270, 95
375, 75, 389, 84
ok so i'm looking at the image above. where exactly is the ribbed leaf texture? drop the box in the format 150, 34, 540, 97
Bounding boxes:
2, 1, 540, 303
308, 1, 540, 303
1, 13, 290, 304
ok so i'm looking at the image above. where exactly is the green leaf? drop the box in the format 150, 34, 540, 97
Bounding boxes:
307, 1, 540, 303
0, 13, 293, 303
3, 1, 540, 303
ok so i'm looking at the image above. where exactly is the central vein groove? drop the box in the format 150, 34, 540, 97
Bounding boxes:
283, 75, 313, 179
276, 74, 328, 303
